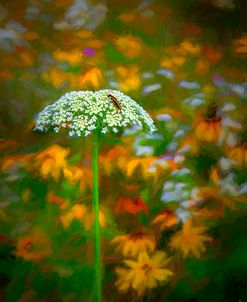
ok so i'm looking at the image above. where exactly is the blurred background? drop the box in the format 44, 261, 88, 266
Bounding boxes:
0, 0, 247, 301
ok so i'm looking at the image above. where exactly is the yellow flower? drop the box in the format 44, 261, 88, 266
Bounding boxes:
15, 229, 52, 262
79, 67, 104, 89
234, 34, 247, 54
115, 35, 142, 58
195, 118, 221, 143
115, 251, 173, 297
195, 59, 209, 75
112, 231, 156, 258
63, 165, 84, 183
43, 67, 67, 88
126, 156, 155, 179
180, 40, 201, 55
83, 207, 106, 231
152, 210, 178, 230
227, 144, 247, 167
34, 145, 69, 181
170, 219, 212, 258
116, 65, 141, 92
1, 153, 33, 171
161, 56, 185, 70
60, 204, 87, 228
61, 203, 106, 230
53, 49, 82, 66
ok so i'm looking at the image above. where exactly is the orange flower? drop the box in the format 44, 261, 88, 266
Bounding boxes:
15, 229, 52, 262
83, 207, 106, 231
170, 219, 212, 258
161, 56, 185, 70
63, 165, 84, 183
195, 59, 209, 75
115, 251, 173, 297
47, 192, 68, 209
116, 65, 141, 92
61, 204, 106, 231
34, 145, 69, 181
152, 210, 178, 230
99, 145, 131, 176
115, 35, 142, 58
202, 45, 222, 64
1, 153, 33, 171
43, 67, 67, 88
60, 204, 87, 228
180, 40, 201, 55
53, 49, 82, 66
112, 231, 156, 258
195, 118, 221, 143
227, 144, 247, 167
125, 156, 155, 179
234, 34, 247, 54
115, 197, 148, 214
79, 67, 104, 89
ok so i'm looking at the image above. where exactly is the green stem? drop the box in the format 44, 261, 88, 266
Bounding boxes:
92, 133, 102, 302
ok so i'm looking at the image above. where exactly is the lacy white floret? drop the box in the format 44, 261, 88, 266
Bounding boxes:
34, 89, 156, 136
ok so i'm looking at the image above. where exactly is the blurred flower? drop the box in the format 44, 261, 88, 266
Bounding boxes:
195, 117, 221, 143
34, 145, 69, 181
143, 83, 161, 94
116, 65, 141, 92
234, 34, 247, 54
211, 0, 235, 10
156, 68, 174, 79
79, 67, 104, 88
115, 251, 173, 297
54, 0, 107, 30
161, 56, 185, 70
1, 153, 33, 171
115, 197, 148, 214
183, 93, 205, 107
156, 113, 172, 121
100, 145, 130, 176
83, 47, 95, 56
53, 49, 82, 66
170, 219, 211, 257
152, 210, 178, 230
115, 35, 142, 58
179, 80, 200, 89
180, 40, 201, 55
195, 59, 209, 74
202, 45, 222, 64
60, 204, 87, 227
15, 229, 52, 262
112, 231, 156, 258
34, 90, 156, 136
0, 21, 27, 51
63, 165, 84, 183
43, 67, 67, 88
229, 83, 247, 98
47, 192, 68, 209
218, 173, 247, 197
83, 206, 106, 231
227, 144, 247, 167
126, 156, 155, 179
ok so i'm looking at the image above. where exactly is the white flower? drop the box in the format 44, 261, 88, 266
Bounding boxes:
34, 89, 156, 136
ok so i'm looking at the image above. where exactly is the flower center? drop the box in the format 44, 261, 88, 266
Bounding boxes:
141, 263, 152, 273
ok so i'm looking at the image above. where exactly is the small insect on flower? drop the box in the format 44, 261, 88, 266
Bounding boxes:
108, 94, 122, 110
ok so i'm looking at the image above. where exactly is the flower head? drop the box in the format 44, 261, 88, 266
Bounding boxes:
115, 251, 173, 297
170, 219, 212, 258
112, 231, 156, 258
34, 90, 156, 137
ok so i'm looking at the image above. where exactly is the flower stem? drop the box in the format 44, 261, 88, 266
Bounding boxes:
92, 133, 102, 302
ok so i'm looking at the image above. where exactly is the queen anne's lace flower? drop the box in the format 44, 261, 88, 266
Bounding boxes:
34, 89, 156, 137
